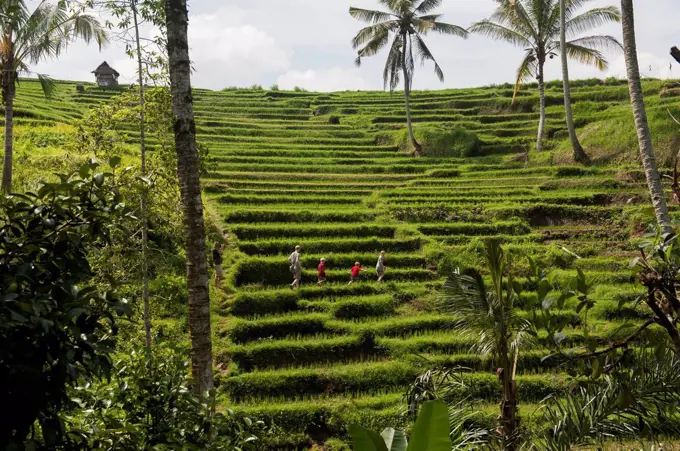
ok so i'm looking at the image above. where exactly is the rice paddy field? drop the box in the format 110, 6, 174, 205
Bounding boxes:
10, 77, 680, 449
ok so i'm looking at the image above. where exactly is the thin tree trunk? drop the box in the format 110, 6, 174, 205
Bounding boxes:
621, 0, 673, 235
536, 60, 546, 153
2, 43, 14, 193
133, 0, 152, 354
497, 342, 519, 451
2, 89, 13, 193
560, 0, 589, 164
165, 0, 214, 395
401, 34, 421, 156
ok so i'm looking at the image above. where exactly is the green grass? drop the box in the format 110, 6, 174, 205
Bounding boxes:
9, 77, 680, 448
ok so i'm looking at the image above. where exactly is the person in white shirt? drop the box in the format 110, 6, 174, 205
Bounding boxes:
376, 250, 386, 282
289, 245, 302, 289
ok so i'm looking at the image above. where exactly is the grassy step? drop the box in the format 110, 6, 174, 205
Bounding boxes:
222, 361, 568, 402
237, 237, 423, 256
222, 208, 374, 224
230, 223, 395, 240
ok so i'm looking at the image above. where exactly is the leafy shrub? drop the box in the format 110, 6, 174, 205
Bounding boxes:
397, 126, 482, 157
270, 84, 279, 91
66, 346, 261, 450
329, 115, 341, 125
75, 83, 85, 93
0, 159, 131, 448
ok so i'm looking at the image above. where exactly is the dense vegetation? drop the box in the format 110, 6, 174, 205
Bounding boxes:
6, 72, 680, 448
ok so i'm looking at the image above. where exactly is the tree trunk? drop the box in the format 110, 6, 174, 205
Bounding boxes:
133, 0, 152, 354
401, 34, 421, 156
2, 43, 15, 193
560, 0, 589, 164
165, 0, 214, 395
536, 59, 546, 153
2, 87, 14, 193
621, 0, 673, 235
497, 344, 519, 451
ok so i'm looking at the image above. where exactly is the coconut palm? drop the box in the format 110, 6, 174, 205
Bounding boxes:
560, 0, 589, 164
470, 0, 621, 153
620, 0, 672, 235
350, 0, 468, 155
165, 0, 214, 396
439, 240, 532, 450
0, 1, 107, 192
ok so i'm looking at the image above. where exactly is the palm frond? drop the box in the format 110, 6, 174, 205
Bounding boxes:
415, 0, 442, 15
567, 34, 622, 53
417, 20, 468, 37
562, 42, 607, 70
352, 22, 396, 49
566, 6, 621, 37
36, 72, 55, 98
382, 34, 403, 91
513, 49, 538, 102
468, 20, 532, 48
356, 26, 391, 59
489, 0, 539, 43
378, 0, 410, 15
349, 7, 393, 24
412, 32, 444, 81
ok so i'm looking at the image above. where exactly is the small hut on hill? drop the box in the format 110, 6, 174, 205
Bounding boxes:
92, 61, 119, 87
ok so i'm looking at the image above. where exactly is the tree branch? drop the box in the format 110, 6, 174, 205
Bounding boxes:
565, 318, 655, 360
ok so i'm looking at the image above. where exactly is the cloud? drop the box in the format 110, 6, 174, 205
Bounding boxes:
188, 9, 293, 89
277, 67, 373, 92
608, 52, 677, 80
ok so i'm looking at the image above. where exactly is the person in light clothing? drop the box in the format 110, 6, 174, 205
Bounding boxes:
376, 250, 386, 282
289, 245, 302, 289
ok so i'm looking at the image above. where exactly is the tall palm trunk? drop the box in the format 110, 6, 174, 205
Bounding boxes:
2, 86, 14, 193
165, 0, 214, 395
132, 0, 152, 354
536, 58, 546, 152
560, 0, 589, 164
401, 34, 421, 155
498, 330, 519, 450
621, 0, 673, 235
1, 41, 14, 193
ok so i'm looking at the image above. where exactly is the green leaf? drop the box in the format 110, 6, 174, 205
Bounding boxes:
93, 173, 105, 187
407, 400, 451, 451
349, 425, 390, 451
78, 163, 91, 179
381, 428, 407, 451
109, 156, 122, 168
537, 279, 551, 302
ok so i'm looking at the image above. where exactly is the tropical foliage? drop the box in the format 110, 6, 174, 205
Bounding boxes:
350, 0, 467, 154
470, 0, 621, 152
0, 0, 107, 191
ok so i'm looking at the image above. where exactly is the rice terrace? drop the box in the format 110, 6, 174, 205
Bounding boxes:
3, 0, 680, 450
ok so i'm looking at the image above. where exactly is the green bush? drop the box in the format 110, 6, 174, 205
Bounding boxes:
329, 115, 341, 124
396, 126, 482, 157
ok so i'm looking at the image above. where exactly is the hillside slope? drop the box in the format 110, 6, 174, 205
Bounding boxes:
6, 78, 680, 449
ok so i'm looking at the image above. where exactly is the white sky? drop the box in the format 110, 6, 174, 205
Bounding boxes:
31, 0, 680, 91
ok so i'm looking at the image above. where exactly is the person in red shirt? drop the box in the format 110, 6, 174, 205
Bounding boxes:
349, 262, 361, 284
317, 258, 327, 286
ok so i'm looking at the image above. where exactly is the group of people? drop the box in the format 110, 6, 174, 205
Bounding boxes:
288, 246, 386, 289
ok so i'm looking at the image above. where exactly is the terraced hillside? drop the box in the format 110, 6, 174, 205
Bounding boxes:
8, 78, 680, 449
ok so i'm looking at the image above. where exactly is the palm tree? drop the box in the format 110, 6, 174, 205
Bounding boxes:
621, 0, 673, 235
349, 0, 467, 155
470, 0, 621, 153
0, 1, 107, 192
439, 240, 532, 450
165, 0, 214, 395
560, 0, 589, 164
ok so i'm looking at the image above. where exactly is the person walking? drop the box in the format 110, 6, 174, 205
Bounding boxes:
349, 262, 361, 285
376, 250, 386, 282
212, 242, 223, 288
317, 258, 327, 286
289, 245, 302, 289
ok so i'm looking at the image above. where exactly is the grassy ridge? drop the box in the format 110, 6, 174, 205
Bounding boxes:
9, 77, 680, 448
